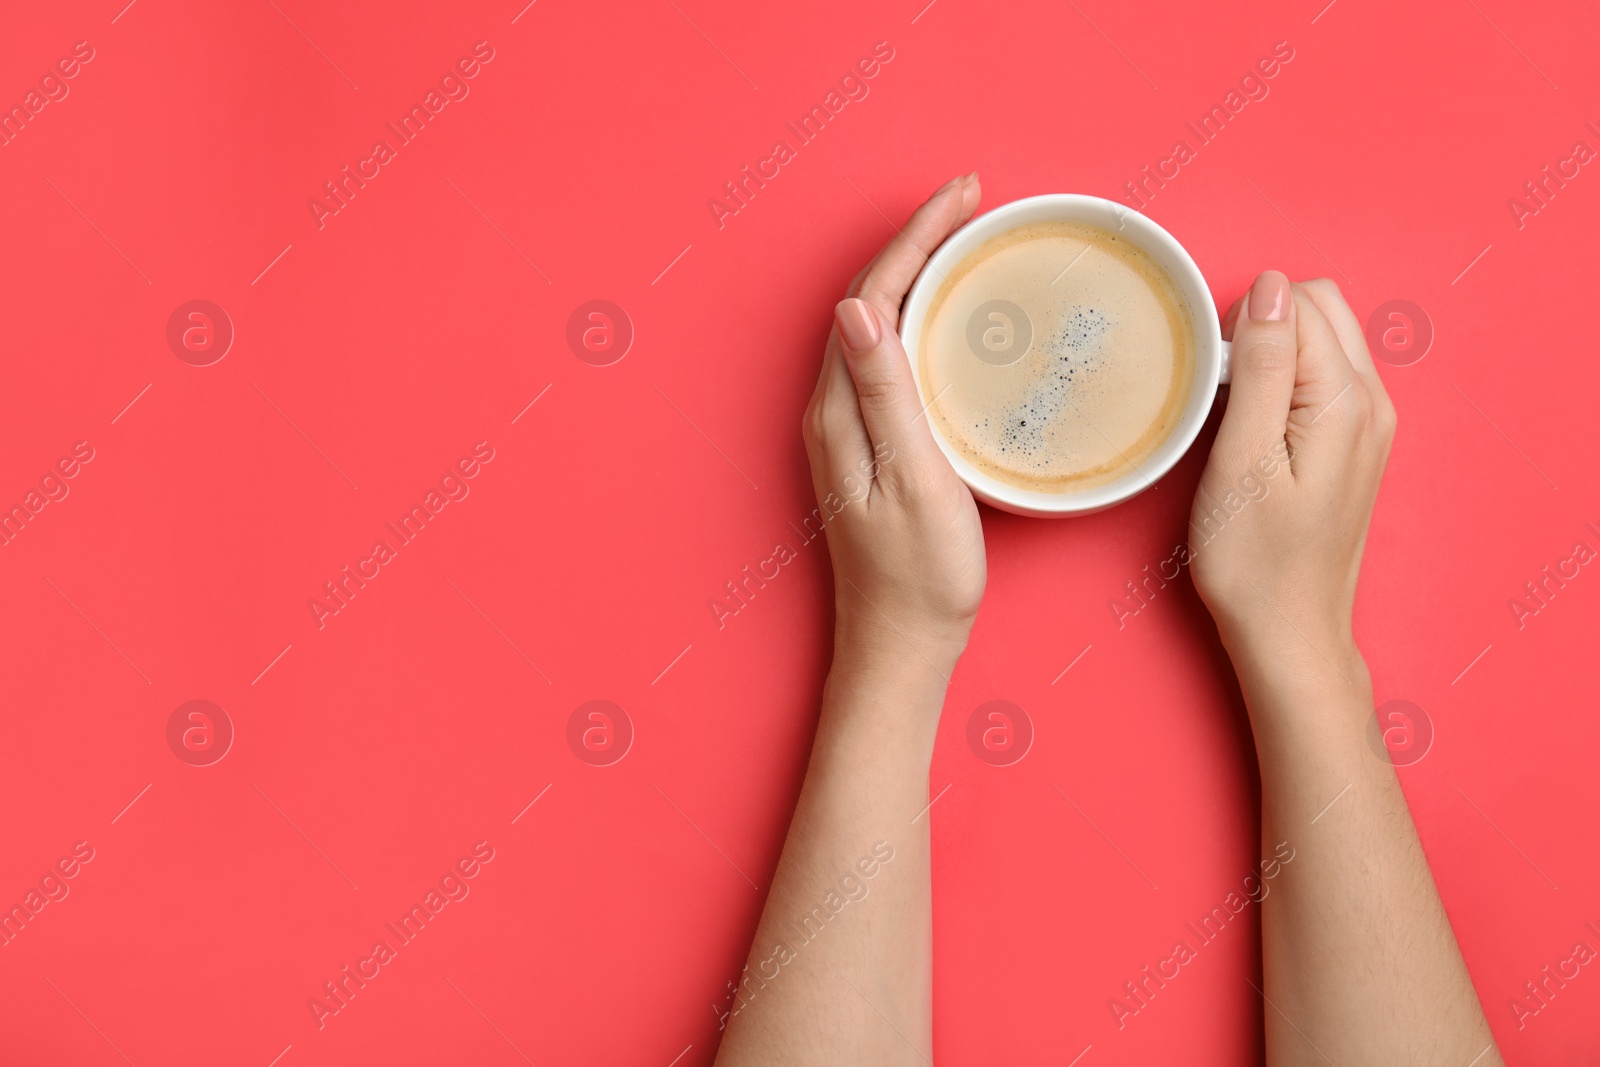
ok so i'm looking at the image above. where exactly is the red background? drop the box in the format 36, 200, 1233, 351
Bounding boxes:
1, 0, 1597, 1064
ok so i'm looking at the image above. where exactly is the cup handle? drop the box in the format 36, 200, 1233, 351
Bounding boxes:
1219, 340, 1232, 386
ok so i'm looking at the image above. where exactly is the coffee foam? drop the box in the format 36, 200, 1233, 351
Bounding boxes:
918, 219, 1194, 493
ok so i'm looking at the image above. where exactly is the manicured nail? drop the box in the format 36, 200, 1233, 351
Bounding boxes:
933, 174, 964, 197
963, 170, 979, 186
835, 298, 880, 352
1248, 270, 1290, 321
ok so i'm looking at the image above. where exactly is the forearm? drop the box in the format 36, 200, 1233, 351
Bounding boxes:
1232, 637, 1498, 1066
713, 639, 950, 1067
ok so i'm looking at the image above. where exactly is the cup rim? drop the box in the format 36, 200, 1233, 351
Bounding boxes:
899, 193, 1222, 517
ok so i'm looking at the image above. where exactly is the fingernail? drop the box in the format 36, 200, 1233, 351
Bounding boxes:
835, 299, 880, 353
963, 170, 979, 186
1248, 271, 1290, 321
933, 174, 964, 197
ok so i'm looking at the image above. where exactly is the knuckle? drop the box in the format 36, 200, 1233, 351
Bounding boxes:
1239, 336, 1297, 376
851, 369, 901, 409
1305, 277, 1353, 312
1375, 397, 1399, 439
1351, 382, 1375, 419
801, 402, 824, 445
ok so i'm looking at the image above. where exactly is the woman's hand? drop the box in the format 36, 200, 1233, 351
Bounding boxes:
802, 173, 987, 675
1189, 271, 1397, 677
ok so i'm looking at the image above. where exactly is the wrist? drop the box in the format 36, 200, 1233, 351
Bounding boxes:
1223, 626, 1374, 723
831, 611, 969, 683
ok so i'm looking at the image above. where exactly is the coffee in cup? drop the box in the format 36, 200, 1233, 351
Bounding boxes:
917, 218, 1195, 494
899, 195, 1231, 517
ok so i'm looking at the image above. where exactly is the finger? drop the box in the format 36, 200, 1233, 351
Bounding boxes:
833, 297, 944, 490
1211, 270, 1297, 468
1287, 285, 1361, 426
854, 173, 980, 319
846, 173, 979, 306
847, 172, 977, 305
804, 324, 876, 495
1297, 278, 1392, 404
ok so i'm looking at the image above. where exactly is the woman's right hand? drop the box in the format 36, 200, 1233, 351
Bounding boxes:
802, 174, 988, 675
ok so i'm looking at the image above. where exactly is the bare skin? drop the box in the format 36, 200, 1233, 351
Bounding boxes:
712, 180, 1499, 1066
1195, 272, 1500, 1065
712, 173, 984, 1067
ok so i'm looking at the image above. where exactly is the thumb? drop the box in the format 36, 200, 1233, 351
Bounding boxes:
833, 297, 943, 484
1213, 270, 1296, 472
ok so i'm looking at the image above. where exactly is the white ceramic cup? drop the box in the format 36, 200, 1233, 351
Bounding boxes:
899, 194, 1232, 517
